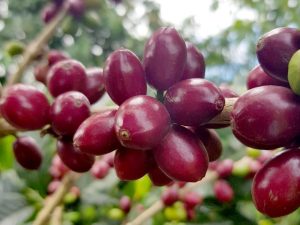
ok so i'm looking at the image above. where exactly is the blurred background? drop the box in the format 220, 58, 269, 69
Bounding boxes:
0, 0, 300, 225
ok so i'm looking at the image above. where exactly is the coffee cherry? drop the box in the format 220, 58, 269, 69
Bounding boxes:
219, 84, 239, 98
47, 59, 87, 97
0, 84, 50, 130
50, 91, 90, 137
164, 79, 224, 126
67, 0, 85, 18
143, 27, 187, 91
102, 151, 115, 167
34, 63, 49, 84
182, 192, 202, 209
119, 196, 131, 214
247, 65, 289, 89
91, 160, 110, 179
48, 180, 61, 194
104, 49, 147, 105
252, 148, 300, 217
82, 67, 105, 104
148, 163, 173, 186
41, 3, 59, 24
49, 155, 69, 179
256, 27, 300, 82
214, 179, 234, 203
48, 50, 69, 66
154, 125, 208, 182
215, 159, 234, 178
13, 136, 42, 170
74, 110, 120, 155
195, 128, 222, 162
115, 95, 171, 150
161, 188, 179, 206
231, 86, 300, 149
57, 140, 95, 173
114, 147, 152, 180
182, 42, 205, 80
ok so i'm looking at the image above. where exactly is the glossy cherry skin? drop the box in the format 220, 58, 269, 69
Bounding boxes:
247, 65, 289, 89
231, 86, 300, 149
48, 50, 69, 66
219, 84, 239, 98
256, 27, 300, 82
214, 179, 234, 203
50, 91, 90, 137
82, 67, 105, 104
252, 148, 300, 217
104, 49, 147, 105
154, 125, 208, 182
114, 147, 152, 180
47, 59, 87, 97
143, 27, 187, 91
91, 160, 110, 179
74, 110, 120, 155
148, 163, 173, 186
182, 42, 205, 80
34, 63, 49, 84
0, 84, 50, 130
195, 128, 222, 162
13, 136, 42, 170
57, 140, 95, 173
164, 79, 225, 126
115, 95, 171, 150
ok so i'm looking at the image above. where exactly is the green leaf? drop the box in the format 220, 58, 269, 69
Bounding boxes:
0, 136, 16, 171
288, 49, 300, 95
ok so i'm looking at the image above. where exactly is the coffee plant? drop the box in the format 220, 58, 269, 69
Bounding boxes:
1, 1, 300, 225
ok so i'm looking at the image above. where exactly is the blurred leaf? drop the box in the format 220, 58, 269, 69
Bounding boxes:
0, 136, 15, 171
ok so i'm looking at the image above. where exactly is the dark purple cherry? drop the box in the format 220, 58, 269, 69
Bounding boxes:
195, 128, 222, 162
119, 196, 131, 214
164, 79, 225, 126
66, 0, 85, 18
148, 163, 173, 186
91, 160, 110, 179
161, 187, 179, 206
114, 147, 152, 180
0, 84, 50, 130
104, 49, 147, 105
115, 95, 171, 150
247, 65, 290, 89
214, 179, 234, 203
34, 63, 49, 84
143, 27, 187, 91
154, 125, 208, 182
41, 3, 59, 24
219, 84, 239, 98
82, 67, 105, 104
48, 50, 69, 66
182, 42, 205, 80
57, 140, 95, 173
13, 136, 42, 170
50, 91, 90, 136
252, 148, 300, 217
231, 86, 300, 149
47, 59, 87, 97
74, 110, 120, 155
256, 27, 300, 82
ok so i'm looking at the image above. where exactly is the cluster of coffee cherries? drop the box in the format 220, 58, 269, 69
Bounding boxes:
229, 27, 300, 218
